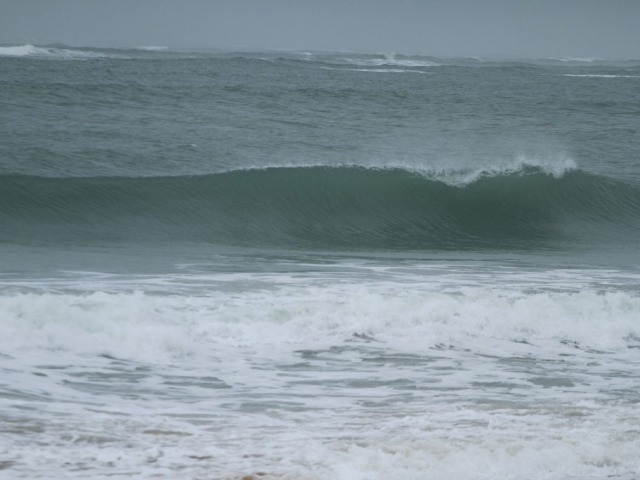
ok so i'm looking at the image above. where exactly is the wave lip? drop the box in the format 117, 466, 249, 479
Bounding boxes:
0, 162, 638, 251
406, 156, 577, 186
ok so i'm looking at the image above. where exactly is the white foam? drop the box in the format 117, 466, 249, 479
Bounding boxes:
341, 52, 440, 68
135, 45, 168, 51
3, 397, 639, 479
550, 57, 603, 63
2, 273, 640, 478
367, 154, 577, 186
559, 74, 640, 78
414, 154, 578, 186
216, 155, 578, 187
0, 44, 114, 59
3, 398, 640, 479
0, 44, 42, 56
1, 283, 638, 363
346, 68, 428, 73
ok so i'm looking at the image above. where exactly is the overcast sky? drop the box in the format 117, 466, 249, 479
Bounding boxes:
1, 0, 639, 58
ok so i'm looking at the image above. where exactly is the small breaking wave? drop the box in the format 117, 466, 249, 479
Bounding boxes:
135, 46, 168, 51
340, 53, 440, 68
558, 74, 640, 78
549, 57, 604, 63
335, 68, 428, 74
0, 44, 117, 59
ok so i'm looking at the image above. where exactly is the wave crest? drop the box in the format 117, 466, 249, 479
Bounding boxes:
0, 44, 115, 59
340, 52, 440, 68
0, 163, 638, 250
135, 46, 168, 51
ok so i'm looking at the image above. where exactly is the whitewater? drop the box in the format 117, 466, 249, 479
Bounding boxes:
1, 45, 640, 479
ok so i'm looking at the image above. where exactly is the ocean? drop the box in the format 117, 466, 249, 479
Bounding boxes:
1, 44, 640, 479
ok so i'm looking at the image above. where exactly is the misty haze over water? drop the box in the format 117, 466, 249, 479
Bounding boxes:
2, 0, 640, 58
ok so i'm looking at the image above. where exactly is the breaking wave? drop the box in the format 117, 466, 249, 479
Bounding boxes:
2, 285, 640, 362
135, 45, 168, 51
340, 52, 441, 67
1, 163, 639, 250
0, 44, 117, 59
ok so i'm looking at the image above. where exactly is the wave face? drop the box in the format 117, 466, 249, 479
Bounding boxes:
2, 165, 639, 250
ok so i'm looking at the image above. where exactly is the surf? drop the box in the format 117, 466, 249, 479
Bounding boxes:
1, 164, 639, 251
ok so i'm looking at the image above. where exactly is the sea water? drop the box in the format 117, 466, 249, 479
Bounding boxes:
1, 44, 640, 479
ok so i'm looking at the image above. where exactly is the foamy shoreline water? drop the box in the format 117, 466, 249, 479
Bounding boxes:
1, 266, 640, 478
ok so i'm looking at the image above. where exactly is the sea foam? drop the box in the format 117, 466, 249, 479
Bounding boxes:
550, 57, 604, 63
0, 44, 115, 59
223, 155, 578, 187
2, 279, 640, 478
341, 52, 440, 68
559, 74, 640, 78
135, 45, 168, 51
2, 284, 639, 363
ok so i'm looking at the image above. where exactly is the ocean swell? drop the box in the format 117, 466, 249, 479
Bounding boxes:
1, 165, 639, 250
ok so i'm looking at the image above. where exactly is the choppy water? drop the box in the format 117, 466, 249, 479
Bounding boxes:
1, 44, 640, 479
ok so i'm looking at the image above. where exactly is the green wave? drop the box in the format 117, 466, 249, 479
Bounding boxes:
1, 166, 639, 251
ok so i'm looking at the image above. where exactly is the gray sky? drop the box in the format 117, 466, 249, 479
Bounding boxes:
1, 0, 639, 58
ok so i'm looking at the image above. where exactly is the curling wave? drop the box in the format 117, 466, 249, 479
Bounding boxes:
1, 165, 639, 250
